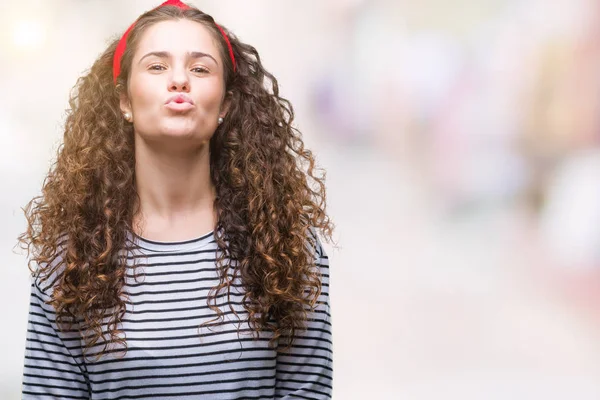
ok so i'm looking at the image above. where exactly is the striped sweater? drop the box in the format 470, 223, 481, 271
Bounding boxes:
21, 230, 332, 399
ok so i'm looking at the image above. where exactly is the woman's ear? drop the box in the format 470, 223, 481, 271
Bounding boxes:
219, 90, 233, 119
119, 87, 132, 116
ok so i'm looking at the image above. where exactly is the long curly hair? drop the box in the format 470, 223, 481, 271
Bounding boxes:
17, 3, 334, 360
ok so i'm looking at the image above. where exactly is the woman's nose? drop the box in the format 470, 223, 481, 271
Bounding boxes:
169, 67, 190, 92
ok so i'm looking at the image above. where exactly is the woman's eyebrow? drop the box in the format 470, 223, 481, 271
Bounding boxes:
138, 51, 218, 66
189, 51, 218, 66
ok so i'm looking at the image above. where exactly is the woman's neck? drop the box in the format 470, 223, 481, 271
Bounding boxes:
132, 138, 217, 242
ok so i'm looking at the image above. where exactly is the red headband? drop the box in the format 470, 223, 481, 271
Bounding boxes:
112, 0, 237, 84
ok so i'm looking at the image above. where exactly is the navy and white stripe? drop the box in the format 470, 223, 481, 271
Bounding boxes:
22, 230, 332, 399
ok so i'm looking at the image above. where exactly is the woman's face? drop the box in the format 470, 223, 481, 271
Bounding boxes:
121, 19, 229, 146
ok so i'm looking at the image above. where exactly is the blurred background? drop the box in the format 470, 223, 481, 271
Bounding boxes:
2, 0, 600, 398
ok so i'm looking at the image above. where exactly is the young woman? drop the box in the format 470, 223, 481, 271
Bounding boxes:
19, 1, 334, 398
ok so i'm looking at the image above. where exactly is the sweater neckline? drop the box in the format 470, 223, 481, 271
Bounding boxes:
128, 229, 216, 253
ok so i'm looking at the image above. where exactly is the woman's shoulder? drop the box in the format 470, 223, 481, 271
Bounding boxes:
30, 233, 70, 297
306, 226, 328, 264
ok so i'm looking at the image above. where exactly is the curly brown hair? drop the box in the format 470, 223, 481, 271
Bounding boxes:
17, 4, 334, 360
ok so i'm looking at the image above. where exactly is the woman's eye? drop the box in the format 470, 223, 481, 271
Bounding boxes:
192, 67, 209, 73
148, 64, 166, 71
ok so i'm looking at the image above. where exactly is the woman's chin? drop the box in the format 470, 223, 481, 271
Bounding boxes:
139, 124, 195, 139
135, 126, 212, 148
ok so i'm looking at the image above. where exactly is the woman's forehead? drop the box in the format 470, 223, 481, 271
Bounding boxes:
135, 19, 220, 60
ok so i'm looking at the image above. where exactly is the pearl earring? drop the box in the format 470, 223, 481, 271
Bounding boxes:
124, 112, 132, 122
218, 117, 224, 125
